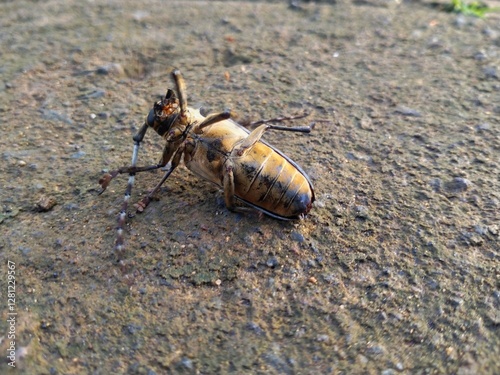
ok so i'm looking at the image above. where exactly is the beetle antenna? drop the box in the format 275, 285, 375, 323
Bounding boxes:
248, 112, 309, 127
172, 69, 187, 114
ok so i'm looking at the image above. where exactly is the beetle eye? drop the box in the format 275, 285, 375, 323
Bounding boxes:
146, 108, 156, 126
154, 101, 166, 118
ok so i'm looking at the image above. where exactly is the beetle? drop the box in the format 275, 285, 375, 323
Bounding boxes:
99, 70, 315, 251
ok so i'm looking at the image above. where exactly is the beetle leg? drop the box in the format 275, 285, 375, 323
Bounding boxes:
99, 143, 175, 193
223, 163, 236, 211
195, 110, 231, 133
264, 123, 314, 133
222, 162, 259, 215
99, 164, 164, 192
233, 124, 268, 156
234, 122, 314, 157
248, 112, 310, 127
134, 143, 185, 213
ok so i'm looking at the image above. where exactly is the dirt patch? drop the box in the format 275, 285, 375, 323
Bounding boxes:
1, 0, 499, 373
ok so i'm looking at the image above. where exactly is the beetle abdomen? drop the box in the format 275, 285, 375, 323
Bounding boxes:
233, 142, 314, 218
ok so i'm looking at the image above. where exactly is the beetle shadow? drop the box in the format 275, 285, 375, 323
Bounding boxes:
130, 190, 308, 283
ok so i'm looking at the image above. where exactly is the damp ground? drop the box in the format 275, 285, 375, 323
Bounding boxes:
0, 0, 499, 374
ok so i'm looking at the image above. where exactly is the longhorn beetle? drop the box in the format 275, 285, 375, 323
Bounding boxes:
99, 70, 315, 251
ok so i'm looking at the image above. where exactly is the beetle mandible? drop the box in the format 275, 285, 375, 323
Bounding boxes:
99, 70, 315, 251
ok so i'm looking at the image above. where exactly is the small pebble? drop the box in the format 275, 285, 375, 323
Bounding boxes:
359, 114, 373, 130
96, 63, 125, 76
179, 357, 193, 370
18, 160, 26, 167
19, 246, 31, 255
473, 51, 487, 61
474, 225, 488, 235
41, 109, 73, 125
88, 89, 106, 99
454, 15, 466, 28
78, 89, 106, 100
16, 346, 29, 360
483, 66, 498, 79
98, 112, 111, 119
64, 203, 79, 211
469, 235, 483, 246
35, 196, 57, 212
367, 344, 386, 356
444, 177, 471, 193
71, 151, 86, 159
354, 205, 369, 219
475, 123, 490, 132
290, 231, 305, 243
246, 322, 264, 335
316, 334, 329, 342
357, 354, 368, 364
125, 324, 142, 335
482, 27, 497, 38
429, 178, 442, 192
394, 106, 422, 117
448, 297, 464, 308
266, 257, 279, 268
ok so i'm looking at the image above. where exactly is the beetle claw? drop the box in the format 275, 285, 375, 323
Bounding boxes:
99, 171, 121, 194
135, 196, 151, 213
98, 173, 113, 194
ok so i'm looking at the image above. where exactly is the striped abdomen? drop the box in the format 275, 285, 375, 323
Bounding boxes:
231, 142, 314, 218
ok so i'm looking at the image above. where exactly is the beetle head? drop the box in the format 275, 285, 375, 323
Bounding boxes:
147, 89, 181, 137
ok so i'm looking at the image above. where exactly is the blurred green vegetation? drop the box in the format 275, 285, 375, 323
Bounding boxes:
447, 0, 499, 17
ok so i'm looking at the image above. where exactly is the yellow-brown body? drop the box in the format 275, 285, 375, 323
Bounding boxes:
179, 109, 314, 219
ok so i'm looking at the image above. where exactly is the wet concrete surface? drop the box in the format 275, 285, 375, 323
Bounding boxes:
0, 0, 499, 373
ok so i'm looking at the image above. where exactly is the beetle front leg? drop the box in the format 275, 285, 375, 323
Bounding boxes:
99, 163, 168, 193
99, 141, 178, 194
135, 143, 185, 213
